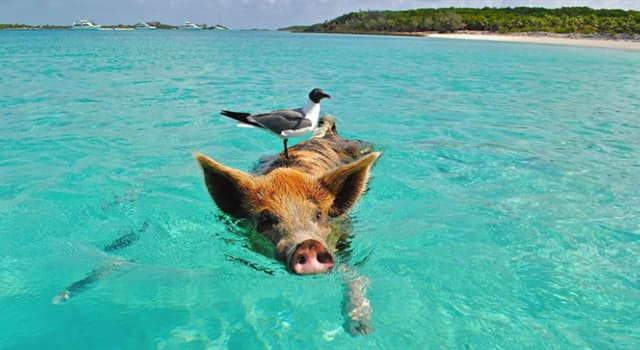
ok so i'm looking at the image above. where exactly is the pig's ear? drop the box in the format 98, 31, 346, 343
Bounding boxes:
319, 152, 381, 217
194, 153, 254, 218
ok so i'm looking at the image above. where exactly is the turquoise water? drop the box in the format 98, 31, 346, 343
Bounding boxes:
1, 30, 639, 349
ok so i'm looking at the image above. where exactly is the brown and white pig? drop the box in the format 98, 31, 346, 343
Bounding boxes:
194, 116, 381, 275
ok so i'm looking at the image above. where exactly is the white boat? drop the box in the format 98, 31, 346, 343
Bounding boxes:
134, 22, 156, 30
72, 20, 101, 30
180, 21, 202, 30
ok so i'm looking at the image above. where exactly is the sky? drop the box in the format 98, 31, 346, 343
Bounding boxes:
1, 0, 639, 29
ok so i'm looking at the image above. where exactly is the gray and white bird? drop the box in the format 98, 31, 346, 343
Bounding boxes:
220, 88, 331, 158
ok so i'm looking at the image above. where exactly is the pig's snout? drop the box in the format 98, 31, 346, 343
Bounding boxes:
288, 239, 334, 274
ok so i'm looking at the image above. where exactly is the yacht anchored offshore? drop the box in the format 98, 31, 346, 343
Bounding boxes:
134, 22, 156, 30
72, 20, 101, 30
179, 21, 202, 30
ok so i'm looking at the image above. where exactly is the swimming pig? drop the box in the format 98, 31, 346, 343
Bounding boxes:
196, 116, 380, 334
195, 116, 380, 275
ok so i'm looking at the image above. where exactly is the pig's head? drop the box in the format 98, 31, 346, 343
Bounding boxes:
194, 152, 380, 275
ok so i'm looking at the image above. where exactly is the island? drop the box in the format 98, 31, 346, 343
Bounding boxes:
299, 7, 640, 38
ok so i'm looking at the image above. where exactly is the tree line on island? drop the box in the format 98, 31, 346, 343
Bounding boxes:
293, 7, 640, 35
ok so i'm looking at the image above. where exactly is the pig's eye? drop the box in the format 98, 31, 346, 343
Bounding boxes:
257, 211, 279, 230
314, 210, 323, 222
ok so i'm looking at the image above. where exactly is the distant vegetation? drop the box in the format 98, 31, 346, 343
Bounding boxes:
307, 7, 640, 35
0, 23, 70, 29
278, 25, 310, 32
146, 22, 177, 30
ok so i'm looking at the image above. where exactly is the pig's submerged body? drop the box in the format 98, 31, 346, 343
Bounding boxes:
196, 115, 381, 334
52, 116, 379, 335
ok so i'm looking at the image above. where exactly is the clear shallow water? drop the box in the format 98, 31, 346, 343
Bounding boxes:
1, 30, 639, 349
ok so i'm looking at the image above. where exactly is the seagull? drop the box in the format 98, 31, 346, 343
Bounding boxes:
220, 88, 331, 158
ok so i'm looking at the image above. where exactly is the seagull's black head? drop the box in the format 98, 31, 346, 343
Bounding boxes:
309, 88, 331, 103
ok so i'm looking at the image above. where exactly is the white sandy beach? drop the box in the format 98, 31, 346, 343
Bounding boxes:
427, 32, 640, 51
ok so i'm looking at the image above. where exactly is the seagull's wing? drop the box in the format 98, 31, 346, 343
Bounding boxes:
248, 109, 312, 135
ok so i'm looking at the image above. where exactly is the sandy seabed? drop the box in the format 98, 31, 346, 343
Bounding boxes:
426, 32, 640, 51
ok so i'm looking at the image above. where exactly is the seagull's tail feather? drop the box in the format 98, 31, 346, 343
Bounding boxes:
220, 110, 261, 128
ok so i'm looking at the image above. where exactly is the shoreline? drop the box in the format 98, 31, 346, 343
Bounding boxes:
425, 31, 640, 51
296, 30, 640, 51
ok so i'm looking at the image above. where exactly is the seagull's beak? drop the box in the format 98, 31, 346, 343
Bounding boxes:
322, 93, 331, 100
